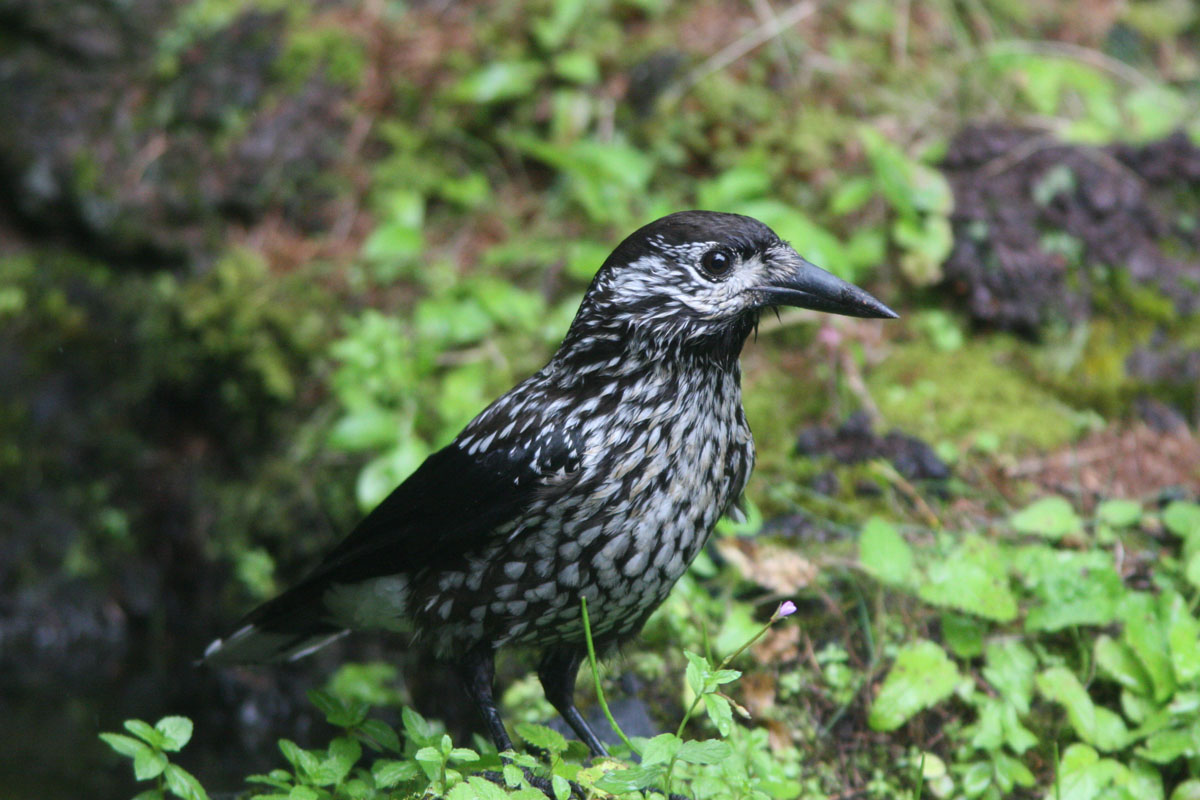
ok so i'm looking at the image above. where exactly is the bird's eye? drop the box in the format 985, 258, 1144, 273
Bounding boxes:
699, 247, 735, 279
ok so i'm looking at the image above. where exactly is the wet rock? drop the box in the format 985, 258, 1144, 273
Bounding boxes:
795, 411, 951, 483
0, 0, 351, 265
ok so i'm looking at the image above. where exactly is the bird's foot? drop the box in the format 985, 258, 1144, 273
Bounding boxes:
479, 766, 586, 800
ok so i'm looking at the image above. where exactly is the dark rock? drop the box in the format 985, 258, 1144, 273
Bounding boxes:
939, 125, 1200, 334
794, 412, 951, 482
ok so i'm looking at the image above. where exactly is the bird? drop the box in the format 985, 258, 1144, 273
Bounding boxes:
204, 210, 897, 756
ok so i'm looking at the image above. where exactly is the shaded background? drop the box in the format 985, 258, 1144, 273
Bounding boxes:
1, 0, 1198, 798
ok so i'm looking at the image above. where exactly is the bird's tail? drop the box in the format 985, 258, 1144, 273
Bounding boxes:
203, 584, 347, 666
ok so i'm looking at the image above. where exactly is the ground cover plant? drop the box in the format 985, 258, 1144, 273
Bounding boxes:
2, 0, 1199, 798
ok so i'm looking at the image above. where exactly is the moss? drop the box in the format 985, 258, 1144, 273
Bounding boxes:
866, 335, 1085, 452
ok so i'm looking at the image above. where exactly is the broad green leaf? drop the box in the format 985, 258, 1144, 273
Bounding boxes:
1055, 743, 1124, 800
684, 651, 709, 696
154, 716, 193, 751
868, 640, 960, 731
163, 763, 210, 800
918, 537, 1016, 622
828, 176, 877, 216
860, 127, 953, 216
1171, 780, 1200, 800
325, 736, 361, 783
1162, 590, 1200, 683
451, 61, 544, 104
1119, 592, 1177, 703
1186, 550, 1200, 589
357, 718, 401, 753
372, 759, 419, 788
100, 733, 149, 759
1036, 667, 1129, 751
983, 638, 1036, 713
551, 774, 571, 800
1010, 495, 1082, 539
677, 738, 733, 764
595, 764, 666, 793
1163, 502, 1200, 539
941, 612, 985, 658
703, 693, 733, 736
858, 517, 913, 587
515, 722, 567, 755
696, 166, 771, 209
1138, 726, 1200, 764
133, 747, 168, 781
1020, 548, 1122, 631
401, 706, 436, 745
125, 720, 168, 749
1095, 635, 1153, 697
1096, 499, 1142, 528
638, 733, 682, 766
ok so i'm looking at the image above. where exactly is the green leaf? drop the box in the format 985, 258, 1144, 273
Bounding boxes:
357, 718, 401, 753
372, 759, 420, 788
515, 722, 568, 755
677, 738, 733, 764
860, 127, 953, 216
867, 640, 960, 731
551, 774, 571, 800
325, 736, 361, 783
401, 706, 435, 745
1163, 502, 1200, 539
1010, 495, 1082, 539
1170, 780, 1200, 800
451, 61, 545, 104
639, 733, 682, 766
1186, 551, 1200, 589
1119, 591, 1177, 703
703, 693, 734, 737
448, 747, 479, 763
1036, 667, 1129, 751
163, 763, 210, 800
1020, 548, 1122, 631
828, 175, 877, 216
941, 612, 985, 658
465, 776, 513, 800
1162, 590, 1200, 684
859, 517, 913, 587
1095, 635, 1153, 697
154, 717, 193, 752
133, 747, 168, 781
982, 639, 1037, 713
595, 764, 666, 793
288, 786, 319, 800
101, 733, 149, 759
1096, 499, 1142, 528
125, 719, 168, 749
308, 690, 368, 729
684, 650, 710, 696
918, 536, 1016, 621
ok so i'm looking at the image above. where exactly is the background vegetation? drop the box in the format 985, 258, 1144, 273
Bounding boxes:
2, 0, 1199, 798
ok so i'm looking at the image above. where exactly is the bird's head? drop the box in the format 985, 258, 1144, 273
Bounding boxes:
562, 210, 897, 362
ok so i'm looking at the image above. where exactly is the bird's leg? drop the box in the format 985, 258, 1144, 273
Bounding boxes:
537, 648, 610, 758
459, 644, 514, 753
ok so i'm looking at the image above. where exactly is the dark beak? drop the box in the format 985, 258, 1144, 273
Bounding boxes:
757, 250, 898, 319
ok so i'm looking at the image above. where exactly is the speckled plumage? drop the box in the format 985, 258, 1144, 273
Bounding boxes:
205, 210, 896, 755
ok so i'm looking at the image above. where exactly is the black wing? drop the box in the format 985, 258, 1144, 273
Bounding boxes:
204, 427, 579, 663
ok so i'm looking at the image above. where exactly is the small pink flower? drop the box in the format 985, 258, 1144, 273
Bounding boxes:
774, 600, 797, 620
817, 325, 842, 349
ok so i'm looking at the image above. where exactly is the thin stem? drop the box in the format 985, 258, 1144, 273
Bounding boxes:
580, 597, 638, 755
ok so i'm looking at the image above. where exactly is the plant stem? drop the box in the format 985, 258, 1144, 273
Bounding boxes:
580, 597, 638, 755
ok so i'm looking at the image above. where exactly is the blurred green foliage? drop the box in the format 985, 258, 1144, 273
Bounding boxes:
9, 0, 1200, 797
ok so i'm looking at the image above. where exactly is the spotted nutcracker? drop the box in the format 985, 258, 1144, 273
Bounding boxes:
204, 210, 897, 755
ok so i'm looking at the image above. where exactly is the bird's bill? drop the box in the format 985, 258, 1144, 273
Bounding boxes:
756, 251, 899, 319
